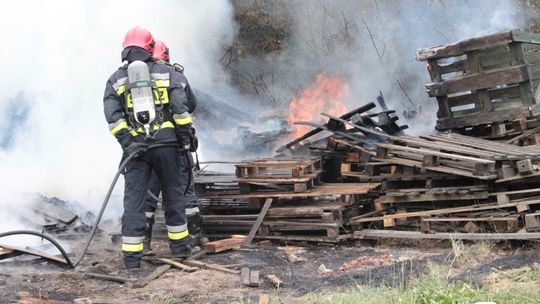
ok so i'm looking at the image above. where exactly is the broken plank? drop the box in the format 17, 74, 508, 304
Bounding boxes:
82, 272, 130, 283
245, 198, 273, 245
351, 200, 540, 223
422, 216, 519, 222
0, 246, 24, 260
266, 274, 283, 288
276, 102, 376, 152
416, 31, 514, 60
354, 229, 540, 240
203, 237, 245, 253
158, 258, 198, 272
250, 270, 260, 287
241, 267, 250, 286
0, 243, 69, 265
183, 259, 240, 275
133, 265, 171, 288
33, 201, 78, 224
380, 191, 489, 203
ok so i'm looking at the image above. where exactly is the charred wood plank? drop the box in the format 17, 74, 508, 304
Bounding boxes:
276, 102, 376, 152
416, 31, 513, 61
426, 65, 529, 97
245, 198, 273, 245
355, 229, 540, 240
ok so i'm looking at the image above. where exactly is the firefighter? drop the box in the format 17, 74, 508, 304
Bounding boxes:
142, 40, 203, 256
103, 27, 194, 269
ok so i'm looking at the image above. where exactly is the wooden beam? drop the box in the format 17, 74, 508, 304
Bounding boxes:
158, 258, 198, 272
82, 272, 130, 283
0, 243, 69, 266
351, 200, 540, 223
203, 236, 245, 253
426, 65, 529, 97
354, 229, 540, 240
33, 201, 78, 224
245, 198, 273, 245
182, 260, 240, 275
381, 191, 489, 204
416, 31, 513, 61
436, 107, 530, 130
266, 274, 283, 288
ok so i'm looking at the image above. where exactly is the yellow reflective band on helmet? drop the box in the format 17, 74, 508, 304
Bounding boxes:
110, 121, 128, 135
174, 116, 192, 125
168, 230, 189, 240
122, 243, 143, 252
116, 85, 126, 96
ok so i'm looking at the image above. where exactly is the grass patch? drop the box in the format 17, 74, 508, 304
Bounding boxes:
301, 263, 540, 304
146, 291, 180, 304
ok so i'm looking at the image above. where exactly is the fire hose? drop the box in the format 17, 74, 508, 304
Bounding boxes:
0, 143, 182, 269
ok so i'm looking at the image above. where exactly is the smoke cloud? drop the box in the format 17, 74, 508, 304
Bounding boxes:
230, 0, 532, 134
0, 0, 238, 228
0, 0, 534, 234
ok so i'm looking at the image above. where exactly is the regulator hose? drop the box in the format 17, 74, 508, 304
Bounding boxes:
0, 143, 180, 269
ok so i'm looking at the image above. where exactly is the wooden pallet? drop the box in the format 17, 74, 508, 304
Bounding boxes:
234, 158, 323, 193
416, 30, 540, 133
235, 158, 322, 179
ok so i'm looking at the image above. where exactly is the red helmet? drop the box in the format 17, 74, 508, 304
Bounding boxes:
122, 26, 155, 52
152, 40, 170, 62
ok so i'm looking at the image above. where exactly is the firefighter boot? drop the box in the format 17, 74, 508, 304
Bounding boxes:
171, 244, 192, 258
187, 212, 208, 247
143, 215, 155, 256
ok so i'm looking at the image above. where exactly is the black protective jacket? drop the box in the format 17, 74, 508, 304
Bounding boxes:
103, 48, 193, 147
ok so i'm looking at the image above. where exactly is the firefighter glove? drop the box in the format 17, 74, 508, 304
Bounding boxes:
124, 141, 148, 157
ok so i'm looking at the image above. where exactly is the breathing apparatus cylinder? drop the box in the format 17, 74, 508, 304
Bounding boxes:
127, 60, 156, 137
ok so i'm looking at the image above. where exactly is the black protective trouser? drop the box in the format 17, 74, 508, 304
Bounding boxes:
144, 152, 200, 237
122, 146, 189, 267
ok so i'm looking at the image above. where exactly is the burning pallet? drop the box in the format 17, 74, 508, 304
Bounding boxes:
276, 103, 540, 239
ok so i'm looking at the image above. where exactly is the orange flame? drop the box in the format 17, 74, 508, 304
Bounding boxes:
286, 74, 349, 139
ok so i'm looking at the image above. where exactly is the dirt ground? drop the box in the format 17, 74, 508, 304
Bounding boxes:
0, 236, 539, 304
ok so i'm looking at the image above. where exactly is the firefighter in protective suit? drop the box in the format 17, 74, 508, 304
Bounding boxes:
103, 27, 194, 268
142, 40, 205, 256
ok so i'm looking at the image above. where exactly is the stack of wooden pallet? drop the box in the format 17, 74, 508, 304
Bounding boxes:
195, 157, 380, 243
280, 107, 540, 240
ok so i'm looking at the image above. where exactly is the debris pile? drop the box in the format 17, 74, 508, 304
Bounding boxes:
193, 95, 540, 241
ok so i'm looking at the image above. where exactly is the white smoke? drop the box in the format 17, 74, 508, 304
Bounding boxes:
0, 0, 238, 227
0, 0, 534, 233
231, 0, 532, 134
